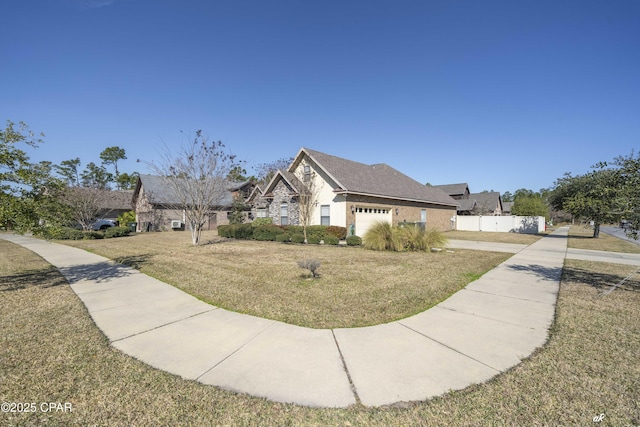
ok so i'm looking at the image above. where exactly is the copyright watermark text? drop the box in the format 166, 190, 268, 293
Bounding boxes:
1, 402, 73, 413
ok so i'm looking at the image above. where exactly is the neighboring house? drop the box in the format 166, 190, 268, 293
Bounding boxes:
432, 183, 470, 200
465, 192, 503, 216
435, 183, 504, 216
132, 174, 253, 232
502, 201, 514, 215
63, 187, 133, 227
89, 189, 134, 220
456, 199, 478, 215
249, 147, 459, 236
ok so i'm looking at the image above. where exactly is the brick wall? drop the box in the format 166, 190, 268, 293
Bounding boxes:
344, 195, 456, 231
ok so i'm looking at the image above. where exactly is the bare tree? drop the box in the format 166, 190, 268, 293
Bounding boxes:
296, 166, 321, 243
254, 157, 293, 185
62, 187, 112, 231
149, 130, 238, 245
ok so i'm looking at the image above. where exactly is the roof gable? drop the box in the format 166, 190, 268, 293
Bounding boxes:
262, 170, 303, 197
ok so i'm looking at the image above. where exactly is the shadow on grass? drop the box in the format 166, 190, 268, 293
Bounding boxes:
506, 262, 640, 293
113, 254, 153, 270
0, 266, 68, 292
1, 255, 155, 292
562, 266, 640, 293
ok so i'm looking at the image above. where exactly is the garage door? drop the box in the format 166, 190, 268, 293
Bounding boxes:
354, 207, 392, 237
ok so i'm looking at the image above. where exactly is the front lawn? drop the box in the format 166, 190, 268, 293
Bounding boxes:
568, 225, 640, 253
61, 231, 510, 329
2, 239, 638, 425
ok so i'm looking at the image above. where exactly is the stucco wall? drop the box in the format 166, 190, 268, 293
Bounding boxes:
290, 156, 347, 227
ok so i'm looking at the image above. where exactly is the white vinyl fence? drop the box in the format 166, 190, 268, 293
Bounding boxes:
455, 216, 545, 234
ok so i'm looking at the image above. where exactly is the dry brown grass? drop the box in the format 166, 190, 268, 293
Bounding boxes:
2, 239, 639, 426
61, 231, 510, 328
568, 225, 640, 253
444, 229, 543, 245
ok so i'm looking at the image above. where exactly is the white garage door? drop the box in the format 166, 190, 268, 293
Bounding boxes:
355, 207, 392, 237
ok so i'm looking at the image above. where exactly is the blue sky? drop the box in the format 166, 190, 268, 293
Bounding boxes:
2, 0, 639, 194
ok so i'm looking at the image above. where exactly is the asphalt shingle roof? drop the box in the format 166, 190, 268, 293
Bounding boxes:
136, 174, 245, 208
298, 148, 458, 207
469, 192, 502, 212
433, 183, 470, 197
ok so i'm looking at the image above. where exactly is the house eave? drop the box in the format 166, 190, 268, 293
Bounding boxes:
334, 190, 459, 208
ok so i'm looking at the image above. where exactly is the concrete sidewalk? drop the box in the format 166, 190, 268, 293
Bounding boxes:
2, 228, 569, 408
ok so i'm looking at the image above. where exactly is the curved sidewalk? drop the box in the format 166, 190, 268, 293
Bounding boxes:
2, 227, 569, 408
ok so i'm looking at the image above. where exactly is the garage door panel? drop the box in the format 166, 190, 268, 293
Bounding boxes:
355, 207, 392, 237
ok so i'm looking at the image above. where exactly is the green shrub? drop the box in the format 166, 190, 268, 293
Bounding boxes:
363, 221, 402, 251
235, 223, 254, 239
325, 226, 347, 240
283, 225, 304, 235
275, 233, 290, 243
251, 217, 273, 227
306, 225, 327, 240
217, 224, 232, 238
291, 234, 305, 244
307, 234, 322, 244
346, 235, 362, 246
42, 227, 104, 240
40, 226, 86, 240
117, 210, 136, 226
252, 224, 285, 241
323, 235, 340, 245
104, 226, 131, 239
83, 231, 104, 240
218, 223, 253, 239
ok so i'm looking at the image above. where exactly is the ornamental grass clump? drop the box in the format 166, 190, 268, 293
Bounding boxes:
363, 221, 403, 251
363, 221, 447, 252
398, 225, 448, 251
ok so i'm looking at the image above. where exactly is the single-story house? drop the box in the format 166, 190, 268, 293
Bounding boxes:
454, 192, 503, 216
132, 174, 253, 232
248, 147, 459, 236
434, 183, 504, 216
102, 190, 135, 220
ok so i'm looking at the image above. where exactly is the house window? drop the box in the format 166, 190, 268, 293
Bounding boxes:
303, 164, 311, 183
256, 208, 267, 218
280, 203, 288, 225
321, 205, 330, 226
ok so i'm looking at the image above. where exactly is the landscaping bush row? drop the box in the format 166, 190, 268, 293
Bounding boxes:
37, 226, 132, 240
217, 223, 354, 245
